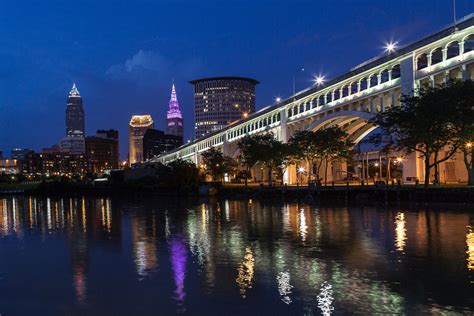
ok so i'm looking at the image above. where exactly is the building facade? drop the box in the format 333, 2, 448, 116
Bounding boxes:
190, 77, 259, 138
85, 130, 120, 173
129, 115, 154, 165
66, 83, 85, 137
143, 129, 182, 160
23, 152, 89, 176
11, 148, 33, 161
166, 84, 184, 141
60, 133, 86, 155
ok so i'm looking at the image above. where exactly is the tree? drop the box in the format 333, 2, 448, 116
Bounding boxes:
289, 127, 353, 185
443, 80, 474, 185
238, 133, 291, 185
201, 147, 237, 183
237, 135, 261, 186
371, 85, 459, 187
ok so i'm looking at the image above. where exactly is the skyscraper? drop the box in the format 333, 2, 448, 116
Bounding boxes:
190, 77, 259, 138
129, 115, 154, 165
66, 83, 85, 137
61, 83, 86, 154
166, 83, 183, 140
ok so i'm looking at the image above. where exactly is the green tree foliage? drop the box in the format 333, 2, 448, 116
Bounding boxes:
289, 127, 353, 185
371, 84, 459, 186
201, 147, 237, 183
237, 133, 293, 185
442, 80, 474, 185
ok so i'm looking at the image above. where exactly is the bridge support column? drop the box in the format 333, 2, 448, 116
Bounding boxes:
279, 108, 289, 143
402, 152, 424, 184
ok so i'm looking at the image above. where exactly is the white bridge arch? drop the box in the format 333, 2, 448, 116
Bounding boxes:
151, 15, 474, 184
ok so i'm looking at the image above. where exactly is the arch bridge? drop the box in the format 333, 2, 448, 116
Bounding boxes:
152, 15, 474, 184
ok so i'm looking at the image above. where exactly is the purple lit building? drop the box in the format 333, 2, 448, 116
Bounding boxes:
166, 83, 183, 141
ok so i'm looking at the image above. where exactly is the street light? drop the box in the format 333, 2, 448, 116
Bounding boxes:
385, 41, 398, 53
293, 68, 305, 95
466, 142, 472, 149
314, 75, 325, 86
275, 97, 282, 103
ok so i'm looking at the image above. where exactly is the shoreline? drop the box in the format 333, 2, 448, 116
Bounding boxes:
1, 182, 474, 204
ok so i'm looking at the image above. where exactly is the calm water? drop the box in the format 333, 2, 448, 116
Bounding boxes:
0, 196, 473, 315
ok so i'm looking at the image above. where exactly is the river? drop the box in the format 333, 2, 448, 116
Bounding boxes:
0, 196, 472, 315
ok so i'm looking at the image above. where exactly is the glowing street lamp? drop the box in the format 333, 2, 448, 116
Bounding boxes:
466, 142, 472, 149
314, 75, 325, 86
242, 112, 249, 119
396, 157, 403, 163
275, 97, 282, 103
298, 166, 305, 173
385, 41, 398, 53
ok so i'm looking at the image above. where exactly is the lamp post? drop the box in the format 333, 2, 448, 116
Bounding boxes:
293, 68, 305, 95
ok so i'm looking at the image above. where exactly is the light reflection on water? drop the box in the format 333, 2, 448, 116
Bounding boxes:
0, 196, 472, 315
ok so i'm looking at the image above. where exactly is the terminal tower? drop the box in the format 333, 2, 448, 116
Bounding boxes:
166, 83, 183, 140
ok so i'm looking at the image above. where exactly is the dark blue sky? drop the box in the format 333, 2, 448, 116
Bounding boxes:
1, 0, 473, 159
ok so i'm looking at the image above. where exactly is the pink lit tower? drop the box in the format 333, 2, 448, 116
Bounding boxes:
166, 83, 184, 141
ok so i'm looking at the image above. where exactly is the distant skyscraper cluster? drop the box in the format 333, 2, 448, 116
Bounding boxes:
190, 77, 258, 138
128, 84, 184, 166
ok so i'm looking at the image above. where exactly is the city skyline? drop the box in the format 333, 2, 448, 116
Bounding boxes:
1, 1, 474, 159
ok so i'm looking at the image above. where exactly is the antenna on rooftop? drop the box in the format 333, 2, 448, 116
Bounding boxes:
453, 0, 458, 33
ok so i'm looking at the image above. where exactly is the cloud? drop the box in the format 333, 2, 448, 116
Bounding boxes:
106, 49, 204, 85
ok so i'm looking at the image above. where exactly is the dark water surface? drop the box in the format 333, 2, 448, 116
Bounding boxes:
0, 196, 473, 315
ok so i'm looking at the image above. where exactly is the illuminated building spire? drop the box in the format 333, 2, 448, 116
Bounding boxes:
166, 82, 184, 140
69, 83, 81, 97
167, 83, 182, 119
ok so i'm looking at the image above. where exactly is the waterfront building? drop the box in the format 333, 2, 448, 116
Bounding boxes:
0, 159, 20, 175
155, 15, 474, 185
23, 152, 89, 176
85, 130, 120, 173
190, 77, 259, 138
129, 115, 154, 165
11, 148, 33, 161
143, 129, 182, 160
66, 83, 85, 137
166, 83, 184, 141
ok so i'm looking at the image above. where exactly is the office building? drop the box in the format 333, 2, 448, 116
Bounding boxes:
66, 83, 85, 137
23, 152, 89, 176
11, 148, 33, 161
129, 115, 154, 165
143, 129, 182, 160
60, 132, 86, 155
85, 130, 120, 173
190, 76, 259, 138
166, 83, 184, 140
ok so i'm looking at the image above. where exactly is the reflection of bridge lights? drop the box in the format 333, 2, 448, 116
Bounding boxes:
385, 41, 398, 53
236, 247, 255, 298
317, 281, 334, 316
276, 271, 293, 304
395, 212, 407, 252
314, 75, 325, 85
466, 226, 474, 270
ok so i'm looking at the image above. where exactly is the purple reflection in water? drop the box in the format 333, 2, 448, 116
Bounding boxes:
170, 238, 187, 302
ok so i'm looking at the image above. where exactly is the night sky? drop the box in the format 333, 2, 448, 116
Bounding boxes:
1, 0, 473, 159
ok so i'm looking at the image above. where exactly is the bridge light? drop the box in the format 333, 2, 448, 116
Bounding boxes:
242, 112, 248, 118
275, 97, 282, 103
385, 42, 398, 53
314, 75, 325, 86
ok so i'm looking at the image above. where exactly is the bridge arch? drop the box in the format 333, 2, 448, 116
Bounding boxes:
305, 110, 377, 145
